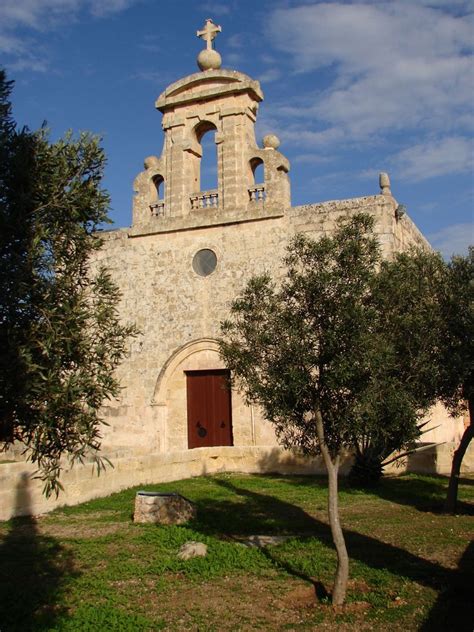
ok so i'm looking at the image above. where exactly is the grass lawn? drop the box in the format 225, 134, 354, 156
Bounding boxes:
0, 473, 472, 631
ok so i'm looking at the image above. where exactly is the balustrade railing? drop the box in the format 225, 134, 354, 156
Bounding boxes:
190, 189, 219, 210
248, 184, 265, 202
150, 201, 165, 216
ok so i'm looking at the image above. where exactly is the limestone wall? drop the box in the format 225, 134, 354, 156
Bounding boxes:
1, 442, 472, 521
0, 447, 325, 520
93, 193, 431, 457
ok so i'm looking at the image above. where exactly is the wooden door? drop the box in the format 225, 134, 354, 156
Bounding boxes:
186, 370, 233, 449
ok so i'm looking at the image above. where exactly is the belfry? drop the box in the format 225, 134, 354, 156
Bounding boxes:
132, 18, 290, 230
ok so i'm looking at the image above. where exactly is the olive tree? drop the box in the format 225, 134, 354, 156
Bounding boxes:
365, 246, 473, 510
220, 214, 384, 605
0, 70, 137, 496
348, 248, 448, 484
441, 249, 473, 513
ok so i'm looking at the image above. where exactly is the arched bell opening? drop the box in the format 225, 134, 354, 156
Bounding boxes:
190, 121, 218, 209
248, 157, 265, 202
150, 174, 165, 216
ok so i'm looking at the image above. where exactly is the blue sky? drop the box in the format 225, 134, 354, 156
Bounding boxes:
2, 0, 473, 257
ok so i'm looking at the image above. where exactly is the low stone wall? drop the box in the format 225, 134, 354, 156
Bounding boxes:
1, 442, 472, 520
0, 446, 323, 520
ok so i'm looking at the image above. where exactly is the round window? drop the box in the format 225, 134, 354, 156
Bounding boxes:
192, 249, 217, 277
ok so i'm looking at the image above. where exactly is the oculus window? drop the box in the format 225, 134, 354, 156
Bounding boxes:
193, 249, 217, 277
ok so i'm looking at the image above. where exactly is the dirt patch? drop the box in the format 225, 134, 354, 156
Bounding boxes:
281, 583, 317, 608
38, 521, 129, 539
35, 512, 131, 539
333, 601, 371, 614
124, 574, 380, 631
347, 578, 371, 593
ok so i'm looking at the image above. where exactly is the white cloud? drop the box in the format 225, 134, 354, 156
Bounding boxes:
0, 0, 141, 70
200, 3, 231, 16
293, 153, 333, 165
391, 137, 473, 181
428, 223, 474, 258
227, 33, 243, 49
0, 0, 138, 30
267, 3, 474, 147
276, 125, 345, 149
257, 67, 281, 83
225, 52, 243, 67
89, 0, 138, 18
0, 33, 28, 54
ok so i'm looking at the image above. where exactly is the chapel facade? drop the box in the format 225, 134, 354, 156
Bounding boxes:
95, 20, 451, 462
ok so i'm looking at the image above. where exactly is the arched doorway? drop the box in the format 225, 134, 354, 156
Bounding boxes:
151, 339, 234, 451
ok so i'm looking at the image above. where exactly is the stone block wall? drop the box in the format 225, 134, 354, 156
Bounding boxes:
93, 193, 429, 458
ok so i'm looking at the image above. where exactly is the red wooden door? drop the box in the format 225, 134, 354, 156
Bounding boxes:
186, 370, 233, 449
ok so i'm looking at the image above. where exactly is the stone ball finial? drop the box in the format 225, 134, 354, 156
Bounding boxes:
197, 48, 222, 71
196, 19, 222, 71
263, 134, 281, 150
144, 156, 159, 170
379, 172, 392, 196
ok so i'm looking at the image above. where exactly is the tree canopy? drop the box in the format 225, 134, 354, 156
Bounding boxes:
0, 69, 137, 496
369, 246, 473, 509
440, 249, 473, 512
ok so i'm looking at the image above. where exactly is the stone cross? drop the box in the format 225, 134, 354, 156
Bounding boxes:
197, 19, 221, 50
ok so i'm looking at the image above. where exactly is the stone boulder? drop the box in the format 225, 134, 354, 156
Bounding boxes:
134, 491, 196, 525
177, 541, 208, 560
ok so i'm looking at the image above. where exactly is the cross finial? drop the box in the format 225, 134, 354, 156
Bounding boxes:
197, 19, 222, 51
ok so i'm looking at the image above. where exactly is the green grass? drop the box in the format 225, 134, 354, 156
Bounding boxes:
0, 473, 472, 631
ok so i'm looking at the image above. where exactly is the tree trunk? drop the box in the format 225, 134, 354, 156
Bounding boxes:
445, 398, 473, 514
315, 410, 349, 605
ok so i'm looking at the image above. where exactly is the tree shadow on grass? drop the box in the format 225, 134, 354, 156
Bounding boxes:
189, 476, 472, 629
190, 476, 329, 538
0, 473, 77, 632
359, 474, 474, 515
419, 539, 473, 632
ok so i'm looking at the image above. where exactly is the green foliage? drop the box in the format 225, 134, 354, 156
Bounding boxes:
349, 248, 449, 483
366, 246, 473, 497
221, 215, 430, 480
221, 213, 381, 459
0, 69, 137, 495
52, 604, 162, 631
374, 245, 473, 415
438, 247, 473, 414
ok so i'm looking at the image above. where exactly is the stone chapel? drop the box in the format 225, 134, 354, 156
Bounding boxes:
1, 20, 467, 518
96, 19, 445, 456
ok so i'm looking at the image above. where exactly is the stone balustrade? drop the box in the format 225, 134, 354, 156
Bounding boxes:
190, 190, 219, 210
150, 200, 165, 216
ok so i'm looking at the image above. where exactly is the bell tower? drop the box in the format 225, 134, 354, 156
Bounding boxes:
132, 19, 291, 230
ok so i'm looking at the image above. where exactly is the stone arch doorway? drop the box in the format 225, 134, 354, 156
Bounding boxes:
151, 339, 234, 451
